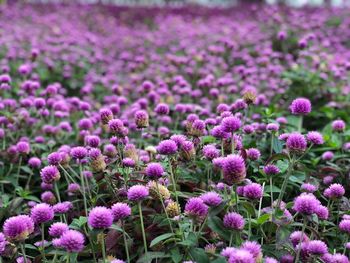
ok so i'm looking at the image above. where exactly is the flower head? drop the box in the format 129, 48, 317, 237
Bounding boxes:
59, 230, 85, 252
88, 206, 113, 229
30, 203, 54, 224
127, 185, 149, 201
223, 212, 245, 230
3, 215, 34, 241
290, 98, 311, 115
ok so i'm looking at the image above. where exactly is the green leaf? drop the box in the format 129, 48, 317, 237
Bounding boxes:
170, 247, 182, 263
189, 248, 209, 263
257, 214, 270, 225
272, 137, 283, 153
211, 256, 227, 263
136, 252, 168, 263
207, 216, 231, 241
150, 233, 174, 247
202, 136, 216, 144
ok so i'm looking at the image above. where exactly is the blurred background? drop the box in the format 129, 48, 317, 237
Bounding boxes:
4, 0, 350, 7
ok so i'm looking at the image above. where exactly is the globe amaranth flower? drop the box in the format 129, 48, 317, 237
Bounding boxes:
145, 162, 164, 178
157, 140, 178, 155
184, 197, 208, 219
0, 232, 7, 255
3, 215, 34, 241
16, 141, 30, 154
122, 158, 135, 168
292, 193, 320, 215
223, 212, 245, 231
307, 240, 328, 255
332, 120, 346, 132
88, 206, 113, 229
40, 165, 60, 183
306, 131, 324, 145
241, 241, 262, 259
289, 98, 311, 115
200, 192, 222, 206
111, 259, 126, 263
111, 203, 131, 221
322, 151, 334, 161
243, 183, 263, 200
100, 108, 113, 125
154, 103, 170, 115
266, 123, 279, 132
70, 146, 88, 160
301, 183, 317, 193
246, 148, 260, 161
315, 205, 329, 220
222, 154, 246, 185
30, 203, 54, 224
134, 110, 149, 128
41, 191, 56, 204
228, 249, 255, 263
59, 230, 85, 252
323, 183, 345, 199
211, 125, 230, 139
263, 164, 280, 175
286, 133, 307, 153
49, 222, 69, 237
28, 157, 41, 168
280, 254, 294, 263
202, 144, 220, 160
53, 201, 73, 214
221, 116, 241, 133
127, 185, 149, 201
339, 219, 350, 234
16, 257, 32, 263
264, 257, 278, 263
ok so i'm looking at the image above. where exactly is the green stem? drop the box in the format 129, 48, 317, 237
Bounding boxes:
20, 243, 28, 263
295, 216, 307, 262
16, 156, 22, 186
101, 234, 106, 263
138, 202, 148, 254
298, 116, 303, 133
122, 222, 130, 263
41, 224, 46, 260
229, 232, 234, 247
275, 157, 294, 215
168, 158, 179, 206
269, 175, 273, 209
79, 165, 88, 216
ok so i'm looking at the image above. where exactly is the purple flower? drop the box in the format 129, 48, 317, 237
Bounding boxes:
293, 193, 320, 215
306, 240, 328, 256
223, 212, 244, 230
40, 165, 60, 183
16, 141, 30, 154
16, 257, 32, 263
134, 110, 149, 128
322, 151, 334, 161
263, 165, 280, 175
47, 152, 62, 165
228, 249, 255, 263
122, 158, 135, 167
145, 163, 164, 178
111, 203, 131, 221
202, 145, 220, 160
286, 133, 307, 153
324, 183, 345, 199
339, 219, 350, 234
315, 205, 329, 220
49, 222, 69, 237
127, 185, 149, 201
41, 191, 56, 204
88, 206, 113, 229
30, 203, 54, 224
111, 260, 125, 263
306, 131, 324, 145
28, 157, 41, 168
184, 197, 208, 219
59, 230, 85, 252
243, 183, 263, 200
222, 154, 246, 185
154, 103, 170, 115
266, 123, 279, 132
241, 241, 261, 259
0, 232, 7, 255
332, 120, 346, 132
70, 146, 88, 160
265, 257, 278, 263
301, 183, 317, 193
246, 148, 260, 161
53, 202, 73, 214
221, 116, 241, 132
3, 215, 34, 241
157, 140, 178, 155
200, 192, 222, 206
85, 135, 100, 148
289, 98, 312, 115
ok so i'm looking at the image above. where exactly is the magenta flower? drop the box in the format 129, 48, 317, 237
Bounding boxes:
289, 98, 311, 115
88, 206, 113, 229
184, 197, 208, 219
111, 203, 131, 221
59, 230, 85, 252
223, 212, 245, 231
127, 185, 149, 201
3, 215, 34, 241
30, 203, 54, 224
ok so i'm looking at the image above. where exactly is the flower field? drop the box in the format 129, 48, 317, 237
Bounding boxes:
0, 2, 350, 263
